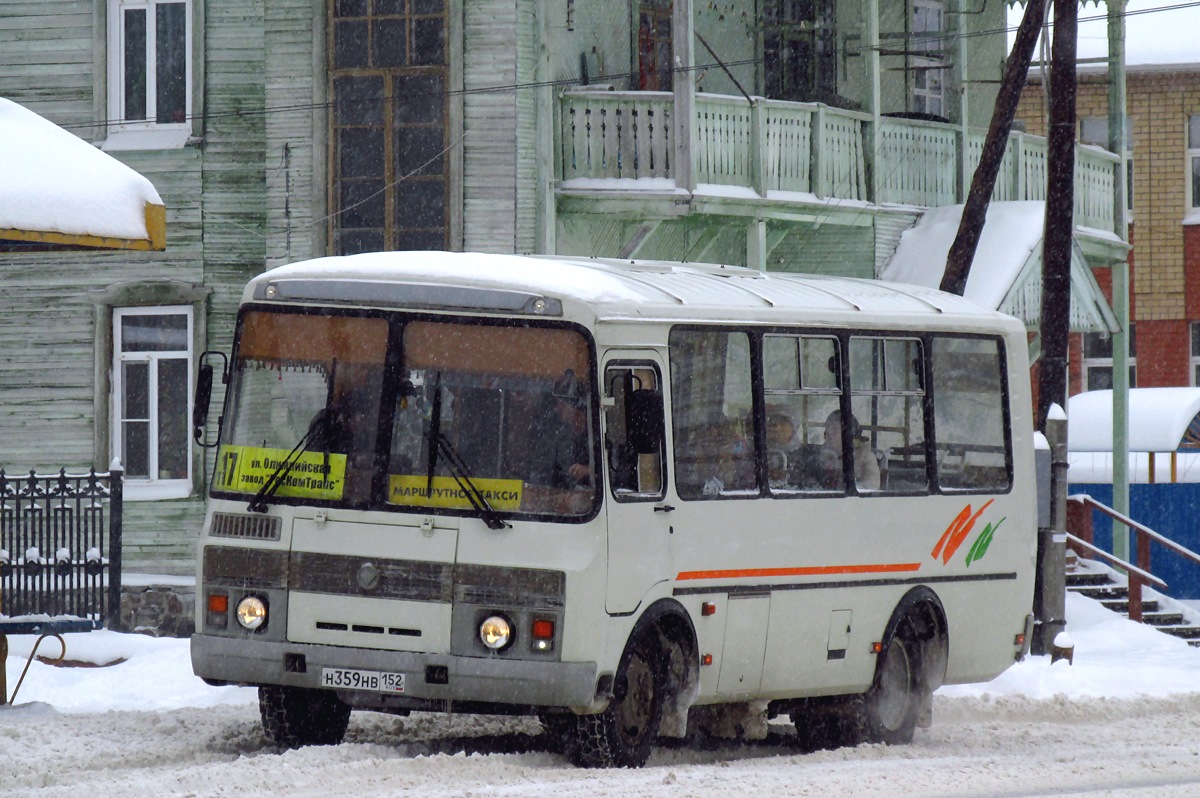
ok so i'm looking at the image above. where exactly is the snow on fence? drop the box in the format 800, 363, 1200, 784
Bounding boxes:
0, 466, 123, 628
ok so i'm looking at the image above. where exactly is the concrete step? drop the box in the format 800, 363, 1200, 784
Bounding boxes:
1065, 572, 1117, 588
1100, 599, 1160, 614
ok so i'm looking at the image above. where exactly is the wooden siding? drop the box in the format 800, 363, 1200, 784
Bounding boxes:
264, 0, 319, 269
0, 1, 94, 124
463, 0, 518, 252
874, 210, 921, 277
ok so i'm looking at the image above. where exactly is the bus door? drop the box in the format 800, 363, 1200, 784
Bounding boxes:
601, 354, 672, 615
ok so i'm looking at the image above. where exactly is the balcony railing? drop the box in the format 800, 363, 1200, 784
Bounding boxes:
559, 89, 1120, 234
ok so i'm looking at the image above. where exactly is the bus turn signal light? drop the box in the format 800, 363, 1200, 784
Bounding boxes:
531, 618, 555, 651
701, 602, 717, 616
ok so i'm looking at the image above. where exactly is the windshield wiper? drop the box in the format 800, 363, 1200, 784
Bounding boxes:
424, 376, 509, 531
247, 410, 328, 513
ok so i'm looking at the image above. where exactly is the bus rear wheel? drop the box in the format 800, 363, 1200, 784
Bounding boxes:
259, 685, 351, 749
570, 633, 665, 768
861, 632, 920, 745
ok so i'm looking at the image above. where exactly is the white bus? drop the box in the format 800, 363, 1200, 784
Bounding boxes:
190, 251, 1036, 767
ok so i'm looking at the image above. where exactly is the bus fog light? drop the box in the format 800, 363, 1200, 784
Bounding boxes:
480, 615, 512, 649
236, 595, 268, 630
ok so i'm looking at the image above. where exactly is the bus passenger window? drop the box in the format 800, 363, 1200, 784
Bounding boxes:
849, 337, 926, 493
762, 334, 843, 493
932, 337, 1011, 491
604, 365, 665, 498
670, 329, 756, 499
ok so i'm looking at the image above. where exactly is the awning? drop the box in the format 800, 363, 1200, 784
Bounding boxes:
880, 201, 1118, 334
1069, 388, 1200, 452
0, 98, 165, 251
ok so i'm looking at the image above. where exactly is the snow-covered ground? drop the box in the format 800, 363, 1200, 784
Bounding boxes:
5, 589, 1200, 797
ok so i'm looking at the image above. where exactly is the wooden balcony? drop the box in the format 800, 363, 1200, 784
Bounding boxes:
557, 90, 1121, 236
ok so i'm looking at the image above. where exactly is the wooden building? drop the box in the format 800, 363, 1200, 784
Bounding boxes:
0, 0, 1128, 574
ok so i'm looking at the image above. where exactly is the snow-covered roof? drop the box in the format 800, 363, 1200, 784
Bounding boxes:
254, 251, 1026, 332
0, 98, 165, 251
1068, 388, 1200, 452
880, 201, 1118, 334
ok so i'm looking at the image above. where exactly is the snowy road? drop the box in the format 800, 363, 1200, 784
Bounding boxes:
4, 693, 1200, 797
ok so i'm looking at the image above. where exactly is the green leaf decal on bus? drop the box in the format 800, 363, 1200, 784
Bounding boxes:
965, 517, 1005, 567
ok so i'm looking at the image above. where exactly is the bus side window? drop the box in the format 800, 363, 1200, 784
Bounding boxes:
604, 365, 665, 498
763, 334, 843, 493
932, 336, 1011, 491
849, 336, 927, 493
669, 329, 756, 499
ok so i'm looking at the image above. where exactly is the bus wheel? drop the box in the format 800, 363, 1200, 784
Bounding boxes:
259, 685, 351, 749
570, 633, 665, 768
862, 630, 919, 745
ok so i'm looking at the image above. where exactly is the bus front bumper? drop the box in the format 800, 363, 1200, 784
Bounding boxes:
191, 633, 602, 711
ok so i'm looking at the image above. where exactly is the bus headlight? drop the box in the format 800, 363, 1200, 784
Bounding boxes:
479, 615, 512, 650
236, 595, 268, 630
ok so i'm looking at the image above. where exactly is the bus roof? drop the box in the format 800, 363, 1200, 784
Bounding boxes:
251, 251, 1022, 330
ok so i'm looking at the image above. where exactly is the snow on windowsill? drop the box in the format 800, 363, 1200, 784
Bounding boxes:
101, 126, 193, 152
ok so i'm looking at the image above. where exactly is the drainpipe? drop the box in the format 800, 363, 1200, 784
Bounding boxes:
1033, 407, 1069, 654
1108, 0, 1131, 562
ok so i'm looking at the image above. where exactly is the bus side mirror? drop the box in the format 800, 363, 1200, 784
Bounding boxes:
193, 363, 214, 441
193, 350, 229, 444
626, 389, 664, 454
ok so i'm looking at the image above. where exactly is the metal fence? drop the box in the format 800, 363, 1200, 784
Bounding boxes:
0, 467, 123, 628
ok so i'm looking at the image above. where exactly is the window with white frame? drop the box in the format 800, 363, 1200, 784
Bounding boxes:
1189, 115, 1200, 214
1081, 116, 1133, 213
909, 0, 946, 118
106, 0, 191, 145
112, 306, 193, 498
1082, 326, 1136, 391
1191, 323, 1200, 386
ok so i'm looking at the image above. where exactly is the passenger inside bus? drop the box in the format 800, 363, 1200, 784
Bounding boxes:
821, 410, 881, 491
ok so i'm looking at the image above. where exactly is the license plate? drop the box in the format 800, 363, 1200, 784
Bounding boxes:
321, 667, 405, 693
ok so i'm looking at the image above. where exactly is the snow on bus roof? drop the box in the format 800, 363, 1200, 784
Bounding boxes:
1068, 388, 1200, 452
257, 251, 1007, 319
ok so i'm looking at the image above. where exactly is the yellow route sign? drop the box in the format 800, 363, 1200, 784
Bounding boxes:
387, 475, 522, 510
215, 445, 346, 501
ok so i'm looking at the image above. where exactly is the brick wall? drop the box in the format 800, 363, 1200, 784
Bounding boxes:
1017, 68, 1200, 391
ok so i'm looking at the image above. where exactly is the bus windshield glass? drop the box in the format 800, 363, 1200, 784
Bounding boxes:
214, 310, 597, 519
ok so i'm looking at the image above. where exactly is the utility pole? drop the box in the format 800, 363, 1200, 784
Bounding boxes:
1030, 0, 1079, 655
1038, 0, 1077, 428
940, 0, 1049, 295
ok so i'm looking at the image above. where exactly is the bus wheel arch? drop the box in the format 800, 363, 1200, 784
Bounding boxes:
570, 599, 697, 767
864, 587, 949, 743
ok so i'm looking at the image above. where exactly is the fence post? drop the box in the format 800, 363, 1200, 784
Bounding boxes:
107, 461, 124, 631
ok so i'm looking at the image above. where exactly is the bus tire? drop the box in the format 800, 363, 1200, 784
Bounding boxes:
259, 685, 351, 749
570, 632, 665, 768
861, 626, 920, 745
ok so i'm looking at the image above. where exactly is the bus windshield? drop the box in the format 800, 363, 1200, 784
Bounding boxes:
214, 310, 598, 519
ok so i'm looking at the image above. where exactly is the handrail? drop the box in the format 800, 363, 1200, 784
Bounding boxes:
1064, 532, 1166, 588
1069, 494, 1200, 568
1067, 493, 1200, 622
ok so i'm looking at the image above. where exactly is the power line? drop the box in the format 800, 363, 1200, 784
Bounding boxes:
54, 0, 1200, 136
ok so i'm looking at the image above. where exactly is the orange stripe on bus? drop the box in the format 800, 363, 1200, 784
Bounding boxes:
675, 562, 923, 581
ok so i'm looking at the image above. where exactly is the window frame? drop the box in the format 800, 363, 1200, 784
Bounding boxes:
103, 0, 195, 151
666, 326, 1014, 502
1080, 116, 1134, 216
1188, 115, 1200, 215
1190, 323, 1200, 387
90, 280, 211, 501
111, 305, 194, 499
908, 0, 947, 118
327, 0, 452, 256
1082, 327, 1136, 392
